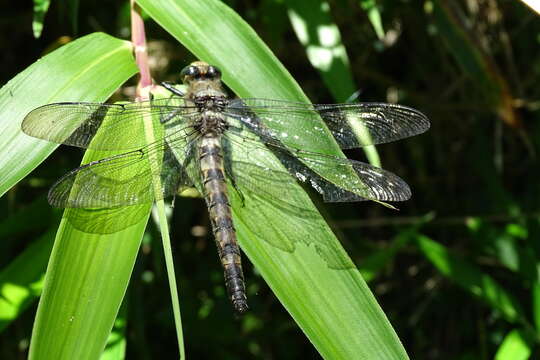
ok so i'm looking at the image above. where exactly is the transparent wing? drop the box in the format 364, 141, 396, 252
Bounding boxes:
22, 98, 199, 151
48, 138, 197, 208
223, 128, 408, 268
224, 130, 411, 203
227, 159, 355, 270
226, 98, 430, 149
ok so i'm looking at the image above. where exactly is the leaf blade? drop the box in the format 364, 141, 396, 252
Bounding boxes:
136, 1, 410, 358
0, 32, 138, 197
0, 32, 147, 360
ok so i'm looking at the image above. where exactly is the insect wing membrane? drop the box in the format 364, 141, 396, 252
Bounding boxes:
48, 101, 174, 208
227, 99, 430, 149
22, 99, 197, 151
158, 94, 202, 193
225, 102, 411, 203
222, 127, 356, 270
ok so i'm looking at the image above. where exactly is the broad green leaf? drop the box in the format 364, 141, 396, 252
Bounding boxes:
494, 329, 532, 360
136, 0, 409, 358
28, 103, 155, 359
416, 235, 525, 323
29, 121, 151, 359
0, 32, 143, 359
29, 211, 148, 360
0, 32, 137, 197
100, 305, 127, 360
0, 228, 55, 332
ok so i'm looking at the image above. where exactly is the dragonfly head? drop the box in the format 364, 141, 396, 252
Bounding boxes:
180, 61, 222, 84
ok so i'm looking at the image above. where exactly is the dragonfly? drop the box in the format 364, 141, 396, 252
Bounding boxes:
22, 61, 430, 314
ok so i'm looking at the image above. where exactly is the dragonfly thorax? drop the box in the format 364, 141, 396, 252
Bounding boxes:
192, 95, 227, 112
195, 109, 228, 135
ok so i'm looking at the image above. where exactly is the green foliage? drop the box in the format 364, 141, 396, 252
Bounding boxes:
32, 0, 50, 38
495, 329, 532, 360
1, 0, 540, 359
0, 222, 55, 332
416, 234, 525, 323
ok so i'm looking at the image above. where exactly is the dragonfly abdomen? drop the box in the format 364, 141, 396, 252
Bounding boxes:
199, 134, 248, 314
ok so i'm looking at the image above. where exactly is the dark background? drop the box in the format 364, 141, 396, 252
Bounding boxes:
1, 0, 540, 359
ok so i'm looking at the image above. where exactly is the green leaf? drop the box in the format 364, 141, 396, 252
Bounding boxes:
494, 329, 532, 360
359, 230, 413, 282
359, 0, 384, 40
0, 228, 55, 332
30, 122, 151, 359
285, 0, 381, 167
100, 304, 127, 360
0, 32, 137, 197
32, 0, 51, 38
532, 283, 540, 331
136, 0, 409, 358
285, 0, 356, 102
29, 212, 148, 360
416, 235, 526, 324
0, 32, 142, 359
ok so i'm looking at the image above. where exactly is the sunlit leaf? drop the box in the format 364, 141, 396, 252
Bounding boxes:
136, 0, 410, 358
0, 32, 144, 359
0, 229, 55, 332
32, 0, 51, 38
494, 329, 532, 360
284, 0, 381, 167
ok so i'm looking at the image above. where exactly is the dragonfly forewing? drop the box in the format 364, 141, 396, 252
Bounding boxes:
224, 116, 411, 203
226, 98, 430, 149
22, 99, 199, 151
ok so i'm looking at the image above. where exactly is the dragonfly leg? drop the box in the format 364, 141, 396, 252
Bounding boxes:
161, 81, 185, 97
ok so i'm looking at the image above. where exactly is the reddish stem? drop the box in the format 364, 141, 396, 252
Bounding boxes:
130, 0, 153, 100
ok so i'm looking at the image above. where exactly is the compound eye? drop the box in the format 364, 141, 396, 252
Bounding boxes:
206, 66, 222, 79
180, 65, 200, 79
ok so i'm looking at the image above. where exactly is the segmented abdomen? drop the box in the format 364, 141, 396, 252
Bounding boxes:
198, 133, 248, 314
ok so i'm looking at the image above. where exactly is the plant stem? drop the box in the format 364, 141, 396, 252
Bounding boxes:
156, 200, 185, 360
130, 1, 185, 358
